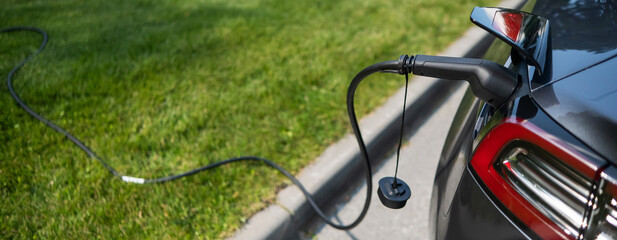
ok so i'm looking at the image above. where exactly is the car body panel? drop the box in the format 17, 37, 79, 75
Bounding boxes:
429, 1, 616, 238
529, 0, 617, 88
430, 86, 608, 238
433, 166, 538, 240
533, 56, 617, 161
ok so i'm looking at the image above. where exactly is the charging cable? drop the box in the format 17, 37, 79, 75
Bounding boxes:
2, 26, 417, 230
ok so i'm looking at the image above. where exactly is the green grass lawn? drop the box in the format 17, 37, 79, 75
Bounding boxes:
1, 0, 498, 238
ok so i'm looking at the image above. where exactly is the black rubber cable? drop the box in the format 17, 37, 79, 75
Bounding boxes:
393, 72, 409, 182
345, 59, 400, 228
2, 26, 402, 230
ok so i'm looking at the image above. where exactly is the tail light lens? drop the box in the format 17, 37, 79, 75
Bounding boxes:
495, 141, 591, 238
492, 11, 524, 42
470, 117, 603, 239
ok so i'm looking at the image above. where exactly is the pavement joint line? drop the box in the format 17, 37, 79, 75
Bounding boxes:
275, 201, 295, 217
231, 0, 523, 239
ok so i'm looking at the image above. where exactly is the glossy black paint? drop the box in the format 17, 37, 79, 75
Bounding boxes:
433, 166, 539, 240
429, 88, 478, 240
533, 56, 617, 162
529, 0, 617, 163
529, 0, 617, 87
429, 1, 617, 238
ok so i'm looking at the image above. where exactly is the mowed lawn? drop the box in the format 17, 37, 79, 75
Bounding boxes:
1, 0, 498, 238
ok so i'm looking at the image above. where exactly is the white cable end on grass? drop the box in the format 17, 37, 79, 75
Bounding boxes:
122, 176, 145, 184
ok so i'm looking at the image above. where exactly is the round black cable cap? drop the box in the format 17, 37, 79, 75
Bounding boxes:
377, 177, 411, 209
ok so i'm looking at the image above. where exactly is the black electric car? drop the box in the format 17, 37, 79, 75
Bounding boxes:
429, 1, 617, 239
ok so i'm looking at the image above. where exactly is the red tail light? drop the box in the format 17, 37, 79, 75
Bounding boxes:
492, 11, 523, 42
470, 117, 603, 239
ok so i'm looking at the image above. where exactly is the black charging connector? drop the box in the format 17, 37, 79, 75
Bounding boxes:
376, 54, 518, 209
397, 54, 518, 107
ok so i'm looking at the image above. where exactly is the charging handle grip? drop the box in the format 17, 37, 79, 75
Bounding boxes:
410, 55, 518, 107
